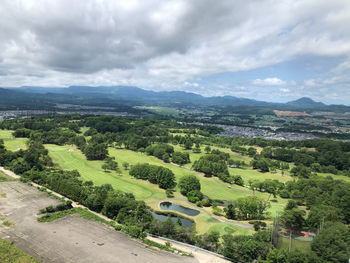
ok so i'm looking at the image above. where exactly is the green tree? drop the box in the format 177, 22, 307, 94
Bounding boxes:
122, 161, 129, 170
187, 190, 203, 203
84, 143, 108, 160
204, 145, 211, 154
156, 167, 176, 189
224, 204, 236, 220
235, 196, 269, 220
311, 222, 350, 263
247, 147, 257, 157
178, 175, 201, 196
307, 205, 342, 230
280, 208, 305, 232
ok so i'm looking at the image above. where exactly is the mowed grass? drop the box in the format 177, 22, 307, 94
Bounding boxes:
196, 214, 253, 236
148, 199, 254, 236
46, 145, 259, 234
0, 238, 39, 263
109, 148, 260, 202
229, 167, 293, 183
0, 130, 28, 151
278, 236, 311, 253
46, 144, 167, 202
135, 106, 180, 116
318, 172, 350, 183
46, 144, 285, 211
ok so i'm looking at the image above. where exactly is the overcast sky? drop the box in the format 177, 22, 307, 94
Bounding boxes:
1, 0, 350, 104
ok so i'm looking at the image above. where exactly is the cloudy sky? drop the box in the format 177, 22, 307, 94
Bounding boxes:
1, 0, 350, 104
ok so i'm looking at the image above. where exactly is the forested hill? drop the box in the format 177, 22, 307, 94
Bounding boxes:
1, 86, 350, 112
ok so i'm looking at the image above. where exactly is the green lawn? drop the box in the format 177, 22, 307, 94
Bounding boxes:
0, 238, 39, 263
0, 130, 28, 151
112, 147, 268, 203
46, 145, 272, 234
46, 144, 288, 234
229, 167, 293, 183
196, 214, 253, 236
46, 145, 169, 202
278, 236, 311, 253
318, 172, 350, 183
47, 144, 285, 205
135, 106, 180, 116
148, 199, 254, 236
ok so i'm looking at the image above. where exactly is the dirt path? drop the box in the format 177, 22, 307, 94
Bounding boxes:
148, 198, 252, 229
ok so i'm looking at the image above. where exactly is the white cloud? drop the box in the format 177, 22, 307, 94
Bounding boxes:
280, 88, 290, 93
0, 0, 349, 103
252, 78, 287, 86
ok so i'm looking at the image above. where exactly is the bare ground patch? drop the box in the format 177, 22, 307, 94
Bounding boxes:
0, 181, 197, 263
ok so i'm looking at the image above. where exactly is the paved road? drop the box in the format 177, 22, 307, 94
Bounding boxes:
0, 181, 198, 263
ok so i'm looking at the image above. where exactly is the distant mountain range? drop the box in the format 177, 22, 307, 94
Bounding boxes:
0, 86, 349, 112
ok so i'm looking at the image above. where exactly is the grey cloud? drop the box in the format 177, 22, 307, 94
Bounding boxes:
0, 0, 349, 104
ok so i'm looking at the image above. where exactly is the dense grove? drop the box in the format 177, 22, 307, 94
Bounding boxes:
1, 115, 350, 262
129, 163, 176, 189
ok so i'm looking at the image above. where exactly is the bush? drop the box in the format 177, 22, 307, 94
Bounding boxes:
122, 225, 146, 239
279, 189, 290, 198
179, 175, 201, 196
249, 220, 267, 231
45, 205, 55, 213
166, 189, 175, 198
187, 190, 203, 203
213, 207, 223, 216
200, 199, 212, 207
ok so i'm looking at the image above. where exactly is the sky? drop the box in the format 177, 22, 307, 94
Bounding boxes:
0, 0, 350, 104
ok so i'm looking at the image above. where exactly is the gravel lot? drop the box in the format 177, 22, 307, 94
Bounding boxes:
0, 181, 198, 263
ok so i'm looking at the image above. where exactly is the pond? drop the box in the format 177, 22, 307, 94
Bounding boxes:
160, 202, 200, 216
151, 212, 194, 228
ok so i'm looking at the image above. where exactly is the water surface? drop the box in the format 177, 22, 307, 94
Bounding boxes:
160, 202, 200, 216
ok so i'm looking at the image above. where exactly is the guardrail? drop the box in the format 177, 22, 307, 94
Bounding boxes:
147, 233, 242, 263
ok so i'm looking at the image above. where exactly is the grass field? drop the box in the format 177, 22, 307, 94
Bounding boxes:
135, 106, 180, 116
229, 167, 293, 183
0, 238, 39, 263
318, 172, 350, 183
278, 236, 311, 253
47, 144, 288, 209
0, 130, 28, 151
46, 145, 270, 234
46, 144, 168, 202
46, 144, 287, 235
0, 170, 15, 182
46, 144, 264, 203
148, 198, 254, 236
196, 214, 254, 236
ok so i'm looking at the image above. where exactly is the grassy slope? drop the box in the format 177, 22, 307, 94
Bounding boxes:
171, 144, 288, 216
48, 144, 281, 204
46, 144, 286, 233
0, 170, 15, 182
196, 214, 254, 236
0, 238, 39, 263
46, 144, 167, 202
278, 236, 311, 253
0, 130, 28, 151
318, 172, 350, 183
